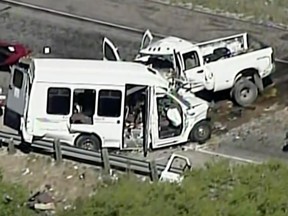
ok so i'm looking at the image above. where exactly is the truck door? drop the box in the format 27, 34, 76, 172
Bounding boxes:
4, 65, 30, 131
140, 29, 153, 50
102, 37, 121, 61
174, 47, 214, 91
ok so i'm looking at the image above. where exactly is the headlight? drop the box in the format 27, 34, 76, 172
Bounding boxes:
207, 107, 213, 119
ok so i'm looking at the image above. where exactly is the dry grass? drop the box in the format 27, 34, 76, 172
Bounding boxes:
0, 150, 102, 211
171, 0, 288, 24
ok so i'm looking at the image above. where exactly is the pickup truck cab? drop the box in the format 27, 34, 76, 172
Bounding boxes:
103, 30, 275, 107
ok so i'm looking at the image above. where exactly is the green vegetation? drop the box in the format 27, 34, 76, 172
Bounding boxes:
3, 160, 288, 215
0, 172, 36, 216
171, 0, 288, 25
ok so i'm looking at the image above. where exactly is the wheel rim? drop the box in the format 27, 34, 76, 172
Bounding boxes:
240, 87, 254, 102
81, 139, 95, 150
197, 125, 209, 140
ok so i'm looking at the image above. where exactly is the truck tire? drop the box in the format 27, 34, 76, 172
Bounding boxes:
232, 78, 258, 107
189, 120, 212, 144
75, 134, 101, 151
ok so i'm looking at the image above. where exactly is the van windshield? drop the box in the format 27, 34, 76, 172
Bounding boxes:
171, 91, 190, 108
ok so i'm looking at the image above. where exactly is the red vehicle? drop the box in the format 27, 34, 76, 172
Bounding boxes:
0, 41, 31, 67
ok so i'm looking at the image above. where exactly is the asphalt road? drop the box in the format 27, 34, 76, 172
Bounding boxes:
1, 1, 288, 166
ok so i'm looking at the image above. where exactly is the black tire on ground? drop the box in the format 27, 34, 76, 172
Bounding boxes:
75, 134, 101, 151
189, 120, 212, 144
232, 77, 258, 107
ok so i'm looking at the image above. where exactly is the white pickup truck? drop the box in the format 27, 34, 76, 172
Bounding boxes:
103, 30, 275, 107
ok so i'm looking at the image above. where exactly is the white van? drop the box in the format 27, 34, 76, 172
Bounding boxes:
4, 58, 212, 154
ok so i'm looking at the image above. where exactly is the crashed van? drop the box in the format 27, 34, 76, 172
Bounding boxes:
4, 58, 212, 154
103, 30, 275, 107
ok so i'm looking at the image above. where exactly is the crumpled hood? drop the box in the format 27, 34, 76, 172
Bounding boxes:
178, 89, 209, 108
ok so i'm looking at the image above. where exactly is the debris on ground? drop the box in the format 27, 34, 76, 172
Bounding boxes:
264, 103, 279, 112
27, 190, 55, 213
263, 87, 277, 99
228, 107, 243, 120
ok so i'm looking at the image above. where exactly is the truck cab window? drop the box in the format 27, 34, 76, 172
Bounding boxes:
12, 69, 24, 89
47, 88, 71, 115
182, 51, 200, 70
157, 94, 183, 139
70, 89, 96, 124
97, 90, 122, 117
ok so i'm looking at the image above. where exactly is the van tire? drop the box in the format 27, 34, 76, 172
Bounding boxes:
189, 120, 212, 144
75, 134, 101, 151
232, 78, 258, 107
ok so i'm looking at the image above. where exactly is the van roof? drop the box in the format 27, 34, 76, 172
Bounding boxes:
32, 58, 169, 87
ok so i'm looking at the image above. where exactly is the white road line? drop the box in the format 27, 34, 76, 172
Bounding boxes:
196, 147, 262, 164
275, 58, 288, 64
4, 0, 288, 65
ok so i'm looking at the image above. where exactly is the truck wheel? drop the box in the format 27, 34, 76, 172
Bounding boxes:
189, 120, 212, 144
75, 134, 101, 151
232, 78, 258, 107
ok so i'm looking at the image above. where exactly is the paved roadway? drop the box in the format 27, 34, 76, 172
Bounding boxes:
1, 1, 288, 167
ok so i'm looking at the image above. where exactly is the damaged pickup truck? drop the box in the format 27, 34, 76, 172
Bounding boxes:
103, 30, 275, 107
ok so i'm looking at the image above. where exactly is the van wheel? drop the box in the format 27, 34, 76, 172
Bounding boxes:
189, 120, 212, 144
75, 135, 101, 151
232, 78, 258, 107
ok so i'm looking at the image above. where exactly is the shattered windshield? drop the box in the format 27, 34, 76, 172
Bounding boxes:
138, 54, 174, 70
171, 90, 190, 108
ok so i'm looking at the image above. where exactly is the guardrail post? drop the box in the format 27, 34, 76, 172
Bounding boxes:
101, 148, 111, 174
149, 160, 159, 182
53, 139, 62, 165
7, 138, 16, 155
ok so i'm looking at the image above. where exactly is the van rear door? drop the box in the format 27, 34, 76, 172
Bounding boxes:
102, 37, 121, 61
4, 65, 31, 131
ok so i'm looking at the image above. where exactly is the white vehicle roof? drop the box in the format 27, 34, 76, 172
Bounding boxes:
31, 58, 169, 87
140, 36, 194, 55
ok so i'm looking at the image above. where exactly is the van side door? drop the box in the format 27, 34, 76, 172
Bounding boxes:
4, 66, 29, 131
93, 87, 125, 148
151, 89, 185, 149
143, 85, 155, 156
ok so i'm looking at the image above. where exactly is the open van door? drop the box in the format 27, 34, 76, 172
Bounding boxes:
143, 86, 153, 157
140, 29, 153, 50
102, 37, 121, 61
4, 65, 31, 131
173, 49, 185, 79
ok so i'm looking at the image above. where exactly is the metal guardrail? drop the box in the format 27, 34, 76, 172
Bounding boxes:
0, 131, 183, 176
